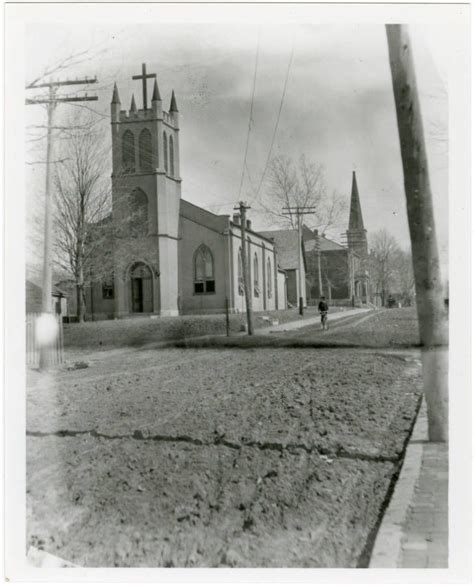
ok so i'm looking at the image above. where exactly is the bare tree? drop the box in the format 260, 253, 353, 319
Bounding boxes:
53, 111, 112, 322
369, 229, 401, 307
393, 248, 416, 306
260, 155, 347, 231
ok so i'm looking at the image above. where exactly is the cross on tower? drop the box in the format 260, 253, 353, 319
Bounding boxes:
132, 63, 157, 110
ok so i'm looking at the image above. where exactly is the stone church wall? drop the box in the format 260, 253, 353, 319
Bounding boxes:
230, 229, 277, 314
178, 213, 229, 314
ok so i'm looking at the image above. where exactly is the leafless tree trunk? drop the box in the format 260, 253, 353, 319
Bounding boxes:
54, 111, 111, 322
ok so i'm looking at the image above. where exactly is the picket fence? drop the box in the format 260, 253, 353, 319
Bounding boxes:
26, 313, 64, 368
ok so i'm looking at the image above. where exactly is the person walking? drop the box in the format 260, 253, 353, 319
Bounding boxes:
318, 296, 329, 331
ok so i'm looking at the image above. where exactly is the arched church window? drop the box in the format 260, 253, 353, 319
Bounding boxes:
194, 245, 215, 294
238, 248, 244, 296
122, 130, 135, 173
129, 188, 148, 237
138, 129, 153, 172
169, 135, 174, 176
267, 258, 272, 298
163, 132, 168, 173
253, 253, 260, 297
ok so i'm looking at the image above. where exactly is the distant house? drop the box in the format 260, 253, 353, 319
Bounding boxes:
26, 279, 68, 316
55, 278, 78, 320
259, 229, 307, 308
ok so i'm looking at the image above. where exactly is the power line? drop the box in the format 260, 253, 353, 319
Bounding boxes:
237, 28, 261, 203
252, 35, 295, 202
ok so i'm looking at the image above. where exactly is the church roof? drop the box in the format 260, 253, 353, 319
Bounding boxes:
304, 235, 345, 253
152, 79, 161, 102
301, 224, 345, 252
349, 171, 365, 231
180, 200, 277, 244
111, 83, 120, 104
169, 90, 178, 112
259, 229, 305, 271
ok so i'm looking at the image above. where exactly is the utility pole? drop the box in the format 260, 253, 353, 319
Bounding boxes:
234, 201, 253, 335
386, 25, 448, 441
26, 76, 98, 369
282, 206, 315, 315
315, 229, 323, 298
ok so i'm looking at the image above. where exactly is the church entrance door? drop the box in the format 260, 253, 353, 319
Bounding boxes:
130, 262, 153, 313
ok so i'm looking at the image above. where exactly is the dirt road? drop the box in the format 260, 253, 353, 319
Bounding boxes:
27, 309, 423, 567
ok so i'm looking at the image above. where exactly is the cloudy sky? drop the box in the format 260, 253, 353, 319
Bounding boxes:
25, 19, 449, 274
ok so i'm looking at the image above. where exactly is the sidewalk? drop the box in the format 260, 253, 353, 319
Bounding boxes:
258, 306, 371, 334
369, 399, 448, 568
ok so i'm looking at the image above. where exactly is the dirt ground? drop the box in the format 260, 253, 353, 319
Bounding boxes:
27, 309, 423, 567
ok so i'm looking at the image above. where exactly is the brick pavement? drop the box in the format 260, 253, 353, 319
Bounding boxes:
369, 399, 448, 568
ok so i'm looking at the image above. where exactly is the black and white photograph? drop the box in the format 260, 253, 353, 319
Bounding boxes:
3, 2, 471, 581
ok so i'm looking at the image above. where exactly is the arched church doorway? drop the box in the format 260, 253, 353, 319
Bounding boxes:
129, 262, 153, 313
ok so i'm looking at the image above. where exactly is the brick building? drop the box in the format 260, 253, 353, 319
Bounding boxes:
303, 171, 371, 305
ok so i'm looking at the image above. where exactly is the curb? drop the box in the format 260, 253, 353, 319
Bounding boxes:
369, 399, 428, 567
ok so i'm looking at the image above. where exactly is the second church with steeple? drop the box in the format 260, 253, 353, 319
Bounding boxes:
302, 170, 372, 305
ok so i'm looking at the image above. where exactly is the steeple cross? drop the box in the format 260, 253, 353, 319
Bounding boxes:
132, 63, 157, 110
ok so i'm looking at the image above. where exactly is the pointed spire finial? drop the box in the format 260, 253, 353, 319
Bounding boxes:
349, 170, 365, 231
111, 82, 120, 104
130, 94, 137, 113
169, 90, 178, 113
152, 79, 161, 102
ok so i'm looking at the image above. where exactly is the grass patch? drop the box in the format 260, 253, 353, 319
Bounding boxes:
63, 307, 329, 350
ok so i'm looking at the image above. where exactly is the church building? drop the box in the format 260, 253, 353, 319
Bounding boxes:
303, 171, 371, 305
85, 65, 286, 319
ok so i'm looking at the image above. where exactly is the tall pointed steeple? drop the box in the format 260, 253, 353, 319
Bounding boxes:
111, 82, 121, 104
152, 79, 161, 102
110, 82, 121, 123
130, 94, 137, 113
346, 170, 368, 258
169, 90, 178, 112
349, 171, 365, 230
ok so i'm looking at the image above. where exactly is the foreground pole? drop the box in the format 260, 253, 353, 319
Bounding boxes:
39, 91, 56, 369
297, 211, 304, 316
386, 25, 448, 441
26, 76, 98, 369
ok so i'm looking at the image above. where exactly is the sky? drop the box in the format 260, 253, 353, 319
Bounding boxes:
25, 21, 449, 277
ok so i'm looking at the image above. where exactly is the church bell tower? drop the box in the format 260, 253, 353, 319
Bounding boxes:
110, 63, 181, 316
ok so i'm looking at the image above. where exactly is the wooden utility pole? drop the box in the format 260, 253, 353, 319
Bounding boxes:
282, 206, 315, 315
26, 76, 98, 369
315, 229, 323, 298
234, 201, 253, 335
386, 25, 448, 441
